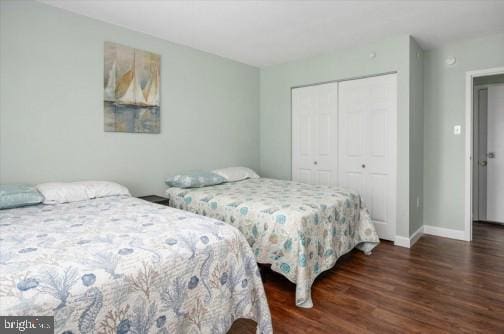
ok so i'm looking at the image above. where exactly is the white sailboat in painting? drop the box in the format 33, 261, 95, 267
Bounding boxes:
116, 69, 146, 106
115, 65, 159, 107
142, 68, 160, 107
104, 62, 116, 102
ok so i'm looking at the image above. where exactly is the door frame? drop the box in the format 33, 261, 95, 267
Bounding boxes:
464, 67, 504, 241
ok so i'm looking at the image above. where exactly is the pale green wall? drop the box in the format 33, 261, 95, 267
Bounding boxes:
259, 35, 413, 237
5, 1, 502, 238
409, 37, 424, 234
0, 1, 260, 196
423, 33, 504, 231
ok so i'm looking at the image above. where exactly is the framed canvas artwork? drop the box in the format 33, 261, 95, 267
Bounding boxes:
104, 42, 160, 133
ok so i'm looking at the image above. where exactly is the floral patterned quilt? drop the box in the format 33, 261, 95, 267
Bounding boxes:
166, 178, 380, 308
0, 196, 272, 334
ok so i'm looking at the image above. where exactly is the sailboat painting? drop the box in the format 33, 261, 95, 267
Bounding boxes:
104, 42, 160, 133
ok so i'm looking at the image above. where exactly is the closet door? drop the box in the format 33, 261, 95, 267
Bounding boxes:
338, 74, 397, 240
292, 82, 338, 185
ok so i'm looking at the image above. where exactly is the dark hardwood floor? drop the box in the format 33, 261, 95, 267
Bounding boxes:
230, 222, 504, 333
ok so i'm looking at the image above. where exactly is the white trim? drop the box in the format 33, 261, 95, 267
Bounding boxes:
395, 224, 470, 246
465, 67, 504, 242
394, 236, 411, 248
409, 226, 424, 247
423, 225, 466, 241
393, 225, 424, 248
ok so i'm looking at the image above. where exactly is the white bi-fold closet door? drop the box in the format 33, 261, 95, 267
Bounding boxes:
292, 74, 397, 241
292, 82, 339, 185
338, 74, 397, 240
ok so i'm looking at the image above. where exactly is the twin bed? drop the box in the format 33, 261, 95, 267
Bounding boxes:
0, 173, 379, 332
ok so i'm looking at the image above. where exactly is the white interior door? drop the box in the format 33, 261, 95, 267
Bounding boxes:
338, 74, 397, 240
486, 84, 504, 223
292, 82, 338, 185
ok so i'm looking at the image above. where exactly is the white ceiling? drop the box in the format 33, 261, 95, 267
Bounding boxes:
40, 0, 504, 67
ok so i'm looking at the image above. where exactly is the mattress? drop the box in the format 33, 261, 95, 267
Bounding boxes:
0, 196, 272, 334
166, 178, 380, 308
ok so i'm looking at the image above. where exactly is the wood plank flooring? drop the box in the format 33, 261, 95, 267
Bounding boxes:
229, 222, 504, 333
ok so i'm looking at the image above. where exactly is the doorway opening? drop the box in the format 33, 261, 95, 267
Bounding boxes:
470, 72, 504, 240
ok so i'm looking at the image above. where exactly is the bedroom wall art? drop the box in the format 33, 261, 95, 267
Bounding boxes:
104, 41, 160, 133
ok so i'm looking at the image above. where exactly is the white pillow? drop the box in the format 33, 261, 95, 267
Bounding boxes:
37, 181, 131, 204
37, 182, 90, 205
78, 181, 131, 199
212, 167, 259, 182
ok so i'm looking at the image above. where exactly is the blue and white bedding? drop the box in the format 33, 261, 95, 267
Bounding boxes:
166, 178, 380, 308
0, 196, 272, 334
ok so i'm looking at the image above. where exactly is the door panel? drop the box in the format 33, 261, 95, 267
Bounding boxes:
316, 170, 331, 185
298, 169, 311, 184
344, 172, 365, 196
370, 110, 386, 157
317, 114, 330, 155
299, 114, 311, 156
368, 173, 387, 223
486, 85, 504, 223
345, 112, 364, 156
292, 82, 338, 185
338, 74, 397, 240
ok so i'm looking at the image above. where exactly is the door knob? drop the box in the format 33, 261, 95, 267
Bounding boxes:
479, 160, 488, 167
488, 152, 496, 159
314, 161, 318, 165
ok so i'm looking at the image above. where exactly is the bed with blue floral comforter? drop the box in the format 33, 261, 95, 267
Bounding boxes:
166, 178, 380, 308
0, 196, 272, 334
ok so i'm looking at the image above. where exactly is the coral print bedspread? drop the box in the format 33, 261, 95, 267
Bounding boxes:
166, 178, 380, 308
0, 196, 272, 334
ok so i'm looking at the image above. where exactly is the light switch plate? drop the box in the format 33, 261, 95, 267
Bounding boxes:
454, 125, 461, 135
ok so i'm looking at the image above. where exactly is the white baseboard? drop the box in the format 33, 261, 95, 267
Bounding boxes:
394, 225, 424, 248
423, 225, 466, 241
394, 236, 411, 248
393, 225, 467, 248
409, 226, 424, 246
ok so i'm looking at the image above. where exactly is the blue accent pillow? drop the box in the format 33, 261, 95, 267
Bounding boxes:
0, 184, 44, 209
165, 171, 226, 188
